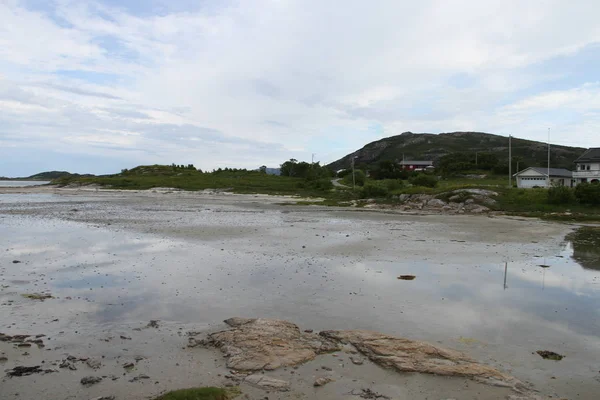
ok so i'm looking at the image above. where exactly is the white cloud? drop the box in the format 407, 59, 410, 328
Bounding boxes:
1, 0, 600, 175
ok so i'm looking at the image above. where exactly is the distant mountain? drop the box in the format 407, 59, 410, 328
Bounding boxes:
0, 171, 93, 181
327, 131, 586, 171
25, 171, 76, 180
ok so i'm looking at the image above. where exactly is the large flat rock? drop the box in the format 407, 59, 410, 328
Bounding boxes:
206, 318, 341, 371
319, 329, 528, 392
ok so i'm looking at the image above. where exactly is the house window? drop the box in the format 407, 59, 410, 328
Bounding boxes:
587, 165, 591, 170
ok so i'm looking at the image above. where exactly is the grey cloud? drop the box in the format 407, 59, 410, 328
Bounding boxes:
38, 83, 122, 100
101, 107, 152, 119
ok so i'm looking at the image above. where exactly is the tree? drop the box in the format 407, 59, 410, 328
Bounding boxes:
259, 165, 267, 174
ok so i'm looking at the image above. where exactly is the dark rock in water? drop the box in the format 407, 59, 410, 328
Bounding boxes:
0, 333, 13, 342
21, 293, 53, 301
146, 320, 159, 328
60, 359, 77, 370
536, 350, 564, 361
128, 374, 150, 382
351, 388, 391, 399
397, 275, 416, 280
12, 260, 21, 264
0, 356, 8, 362
81, 376, 102, 386
86, 358, 102, 369
89, 396, 115, 400
122, 362, 135, 369
7, 366, 43, 377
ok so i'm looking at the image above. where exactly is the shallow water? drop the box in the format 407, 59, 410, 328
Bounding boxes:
0, 181, 50, 187
0, 194, 599, 399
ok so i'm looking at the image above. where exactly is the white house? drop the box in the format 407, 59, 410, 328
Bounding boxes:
573, 148, 600, 185
513, 167, 573, 188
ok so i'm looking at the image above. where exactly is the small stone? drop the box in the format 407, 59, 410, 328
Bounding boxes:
80, 376, 102, 386
314, 376, 334, 387
123, 362, 135, 369
321, 366, 332, 371
86, 359, 102, 369
350, 356, 364, 365
244, 374, 290, 391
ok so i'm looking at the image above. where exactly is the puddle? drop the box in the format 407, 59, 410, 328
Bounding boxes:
566, 226, 600, 271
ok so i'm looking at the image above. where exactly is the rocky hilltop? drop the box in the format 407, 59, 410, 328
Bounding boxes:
327, 131, 585, 171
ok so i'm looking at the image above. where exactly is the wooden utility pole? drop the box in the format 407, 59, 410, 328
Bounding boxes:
508, 135, 512, 188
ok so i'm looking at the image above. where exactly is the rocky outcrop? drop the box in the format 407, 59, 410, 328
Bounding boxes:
371, 189, 498, 214
201, 318, 543, 398
203, 318, 340, 371
319, 330, 525, 391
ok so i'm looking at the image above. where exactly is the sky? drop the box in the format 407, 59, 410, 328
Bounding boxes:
1, 0, 600, 176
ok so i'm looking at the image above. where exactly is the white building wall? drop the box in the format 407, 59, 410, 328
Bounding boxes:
573, 162, 600, 185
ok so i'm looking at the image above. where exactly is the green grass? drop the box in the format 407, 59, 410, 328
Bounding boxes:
56, 168, 332, 198
153, 387, 240, 400
55, 167, 600, 220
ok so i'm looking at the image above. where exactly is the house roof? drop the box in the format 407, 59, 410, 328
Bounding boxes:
399, 160, 433, 165
513, 167, 573, 178
575, 148, 600, 163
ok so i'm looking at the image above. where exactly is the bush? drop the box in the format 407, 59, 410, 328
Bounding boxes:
307, 178, 333, 191
360, 183, 389, 198
547, 186, 575, 205
381, 179, 404, 191
409, 173, 438, 188
575, 182, 600, 205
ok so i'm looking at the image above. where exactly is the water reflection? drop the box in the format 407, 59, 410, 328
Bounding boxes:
567, 227, 600, 271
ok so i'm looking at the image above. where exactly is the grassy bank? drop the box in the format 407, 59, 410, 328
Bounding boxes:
54, 166, 600, 221
54, 165, 337, 198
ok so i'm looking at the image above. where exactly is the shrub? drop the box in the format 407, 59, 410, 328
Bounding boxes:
547, 186, 575, 205
575, 182, 600, 205
308, 178, 333, 191
381, 179, 404, 191
409, 173, 438, 188
360, 182, 389, 198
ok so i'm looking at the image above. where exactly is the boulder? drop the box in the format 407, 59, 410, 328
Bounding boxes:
205, 318, 340, 371
426, 199, 447, 208
318, 329, 528, 393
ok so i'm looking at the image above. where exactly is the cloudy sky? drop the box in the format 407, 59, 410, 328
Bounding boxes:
1, 0, 599, 176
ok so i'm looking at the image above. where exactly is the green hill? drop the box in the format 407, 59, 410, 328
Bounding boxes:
0, 171, 82, 181
327, 131, 586, 171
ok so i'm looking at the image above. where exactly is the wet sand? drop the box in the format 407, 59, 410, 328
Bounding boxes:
1, 187, 599, 399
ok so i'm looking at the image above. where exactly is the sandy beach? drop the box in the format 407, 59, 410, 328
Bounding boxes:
1, 187, 599, 400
